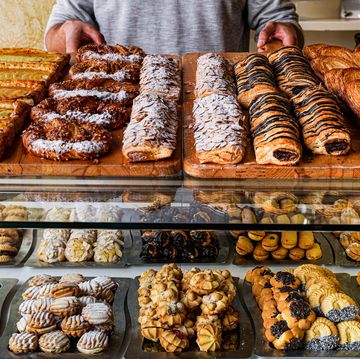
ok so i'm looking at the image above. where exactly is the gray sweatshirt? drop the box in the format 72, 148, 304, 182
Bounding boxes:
46, 0, 300, 55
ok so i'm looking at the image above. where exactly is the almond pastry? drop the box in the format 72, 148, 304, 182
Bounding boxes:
50, 296, 81, 317
82, 302, 113, 325
64, 238, 93, 262
77, 330, 109, 354
69, 229, 97, 244
27, 311, 57, 334
159, 329, 189, 353
38, 330, 70, 353
8, 332, 38, 353
61, 314, 91, 337
305, 317, 339, 351
37, 238, 66, 263
93, 239, 123, 262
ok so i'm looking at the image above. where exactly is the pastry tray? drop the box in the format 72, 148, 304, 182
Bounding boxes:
0, 278, 19, 332
25, 229, 132, 268
323, 232, 360, 267
0, 276, 132, 358
127, 230, 230, 265
232, 233, 334, 266
124, 276, 254, 359
241, 273, 360, 358
0, 230, 34, 267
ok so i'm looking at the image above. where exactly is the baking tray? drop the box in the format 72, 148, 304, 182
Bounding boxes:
0, 276, 132, 358
323, 232, 360, 267
124, 276, 254, 359
0, 278, 18, 332
350, 276, 360, 302
25, 229, 132, 268
241, 273, 360, 358
232, 233, 333, 266
0, 230, 34, 267
127, 230, 230, 265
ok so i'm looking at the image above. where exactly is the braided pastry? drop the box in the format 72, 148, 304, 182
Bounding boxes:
291, 87, 351, 156
234, 53, 277, 109
22, 118, 112, 161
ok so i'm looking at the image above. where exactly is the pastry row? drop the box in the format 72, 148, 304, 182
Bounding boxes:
246, 264, 360, 352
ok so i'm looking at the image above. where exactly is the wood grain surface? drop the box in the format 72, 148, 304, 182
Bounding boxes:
0, 56, 182, 178
183, 52, 360, 179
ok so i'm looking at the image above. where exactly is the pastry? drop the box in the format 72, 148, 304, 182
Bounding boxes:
253, 243, 270, 261
64, 238, 94, 262
59, 273, 84, 284
189, 270, 221, 295
268, 46, 321, 97
77, 330, 109, 354
79, 279, 102, 298
79, 295, 98, 307
305, 317, 339, 351
195, 53, 236, 98
38, 283, 57, 298
140, 318, 163, 342
157, 301, 186, 326
298, 232, 315, 250
196, 324, 221, 352
93, 238, 123, 263
321, 293, 359, 322
27, 311, 57, 334
248, 231, 266, 241
338, 320, 360, 351
61, 314, 91, 337
82, 302, 113, 325
200, 291, 229, 315
50, 296, 81, 317
181, 290, 202, 310
159, 330, 189, 353
16, 316, 30, 333
270, 271, 301, 290
261, 233, 279, 252
235, 236, 254, 256
289, 247, 305, 261
281, 300, 316, 330
22, 118, 112, 161
346, 242, 360, 261
8, 332, 38, 353
271, 246, 288, 260
22, 286, 41, 300
37, 239, 66, 263
38, 330, 70, 353
192, 93, 246, 164
249, 92, 301, 166
51, 282, 81, 298
29, 274, 57, 287
19, 299, 36, 317
91, 276, 117, 293
33, 298, 52, 313
281, 231, 298, 249
291, 87, 351, 156
69, 229, 97, 244
221, 307, 240, 331
235, 53, 277, 109
306, 243, 323, 261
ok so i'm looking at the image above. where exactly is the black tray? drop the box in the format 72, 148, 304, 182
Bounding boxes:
124, 276, 254, 359
0, 276, 132, 358
241, 273, 360, 358
127, 230, 230, 265
323, 232, 360, 267
0, 278, 18, 334
232, 233, 334, 266
25, 229, 132, 268
350, 276, 360, 301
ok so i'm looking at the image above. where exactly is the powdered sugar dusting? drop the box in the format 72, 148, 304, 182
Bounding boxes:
82, 51, 143, 64
72, 71, 134, 82
52, 89, 130, 102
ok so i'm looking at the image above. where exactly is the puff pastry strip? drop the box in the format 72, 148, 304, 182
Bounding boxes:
249, 92, 301, 166
291, 87, 351, 156
235, 54, 277, 109
268, 46, 321, 97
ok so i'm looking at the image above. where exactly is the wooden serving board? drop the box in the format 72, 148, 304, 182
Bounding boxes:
0, 56, 182, 178
183, 52, 360, 179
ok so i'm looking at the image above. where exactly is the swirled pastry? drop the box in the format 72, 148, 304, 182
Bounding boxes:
195, 53, 236, 98
140, 55, 181, 100
22, 118, 112, 161
122, 93, 178, 161
192, 93, 247, 164
291, 87, 351, 156
235, 54, 277, 109
31, 97, 130, 130
249, 92, 301, 165
268, 46, 321, 97
76, 44, 145, 64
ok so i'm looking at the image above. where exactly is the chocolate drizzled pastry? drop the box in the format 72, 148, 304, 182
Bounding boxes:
249, 92, 301, 166
275, 271, 297, 286
270, 320, 289, 339
268, 46, 321, 98
234, 53, 277, 109
291, 87, 351, 156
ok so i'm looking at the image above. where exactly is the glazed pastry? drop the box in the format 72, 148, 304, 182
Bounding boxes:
253, 244, 270, 261
271, 246, 288, 260
29, 274, 57, 287
305, 317, 339, 351
22, 286, 41, 300
19, 299, 36, 317
306, 243, 323, 261
50, 296, 81, 317
8, 332, 38, 353
33, 298, 52, 313
289, 247, 305, 261
82, 302, 113, 325
281, 231, 298, 249
61, 314, 91, 337
16, 316, 30, 333
291, 87, 351, 156
77, 330, 109, 354
195, 53, 236, 98
64, 238, 94, 262
123, 93, 178, 162
196, 324, 222, 352
249, 92, 301, 166
38, 330, 70, 353
321, 293, 359, 322
298, 232, 315, 250
38, 283, 57, 298
235, 236, 254, 256
79, 295, 97, 307
261, 233, 279, 252
159, 330, 189, 353
92, 276, 117, 293
268, 46, 321, 97
235, 53, 277, 109
27, 311, 57, 334
337, 320, 360, 351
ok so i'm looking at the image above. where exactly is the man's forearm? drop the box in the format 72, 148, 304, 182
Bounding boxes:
46, 24, 66, 53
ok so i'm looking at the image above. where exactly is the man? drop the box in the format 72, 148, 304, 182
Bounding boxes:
45, 0, 303, 55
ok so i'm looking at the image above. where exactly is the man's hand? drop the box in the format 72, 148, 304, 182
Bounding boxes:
46, 20, 105, 54
257, 21, 299, 52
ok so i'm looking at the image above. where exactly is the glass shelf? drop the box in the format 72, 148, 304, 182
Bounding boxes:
1, 178, 360, 230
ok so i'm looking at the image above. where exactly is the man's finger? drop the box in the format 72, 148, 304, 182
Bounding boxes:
257, 21, 276, 48
66, 28, 82, 53
84, 25, 106, 45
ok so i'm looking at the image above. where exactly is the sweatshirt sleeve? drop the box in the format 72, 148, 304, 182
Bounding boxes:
247, 0, 302, 42
45, 0, 97, 35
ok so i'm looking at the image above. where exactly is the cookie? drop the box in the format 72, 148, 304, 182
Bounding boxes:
59, 273, 84, 284
38, 330, 70, 353
29, 274, 58, 287
61, 314, 91, 337
50, 296, 81, 317
82, 302, 113, 325
8, 332, 38, 353
51, 282, 81, 298
27, 311, 57, 334
65, 238, 94, 262
77, 330, 109, 354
